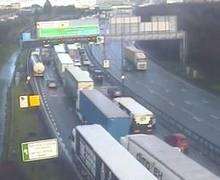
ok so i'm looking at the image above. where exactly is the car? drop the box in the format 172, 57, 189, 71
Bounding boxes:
107, 87, 122, 99
88, 63, 96, 73
79, 48, 85, 55
82, 59, 91, 66
47, 80, 57, 88
91, 69, 104, 84
74, 59, 81, 66
164, 133, 189, 153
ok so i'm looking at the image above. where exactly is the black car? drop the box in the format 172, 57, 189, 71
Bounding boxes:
107, 87, 122, 99
92, 69, 104, 84
88, 63, 96, 73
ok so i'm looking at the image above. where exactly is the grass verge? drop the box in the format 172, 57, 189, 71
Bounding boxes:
2, 50, 74, 180
0, 44, 17, 69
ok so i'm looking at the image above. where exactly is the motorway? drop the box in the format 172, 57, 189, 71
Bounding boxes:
90, 40, 220, 145
29, 56, 81, 179
88, 40, 220, 176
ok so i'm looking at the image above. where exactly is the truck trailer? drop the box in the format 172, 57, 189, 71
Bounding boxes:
30, 52, 45, 77
124, 46, 148, 70
77, 89, 131, 140
64, 66, 94, 99
55, 53, 74, 78
72, 124, 157, 180
114, 97, 156, 133
121, 134, 219, 180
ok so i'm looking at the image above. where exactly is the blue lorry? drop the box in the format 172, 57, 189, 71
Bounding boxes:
77, 89, 131, 141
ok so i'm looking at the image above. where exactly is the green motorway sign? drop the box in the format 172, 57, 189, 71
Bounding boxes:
21, 139, 58, 162
36, 19, 100, 39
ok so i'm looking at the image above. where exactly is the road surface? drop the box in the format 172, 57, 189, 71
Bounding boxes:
89, 40, 220, 176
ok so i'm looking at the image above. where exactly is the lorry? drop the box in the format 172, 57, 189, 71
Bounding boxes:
55, 53, 74, 78
71, 124, 157, 180
121, 134, 219, 180
77, 89, 131, 141
114, 97, 156, 133
64, 66, 94, 99
30, 52, 45, 77
41, 48, 51, 65
54, 44, 66, 53
67, 44, 81, 62
124, 46, 148, 70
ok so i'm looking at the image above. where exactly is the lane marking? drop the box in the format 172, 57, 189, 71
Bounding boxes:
165, 89, 171, 93
181, 88, 187, 92
193, 116, 203, 122
210, 114, 219, 120
184, 100, 192, 106
182, 108, 203, 122
201, 99, 209, 104
182, 107, 194, 116
168, 101, 175, 107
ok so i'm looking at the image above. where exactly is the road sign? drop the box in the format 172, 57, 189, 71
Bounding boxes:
103, 59, 110, 68
29, 95, 40, 107
21, 33, 31, 41
19, 96, 28, 108
36, 19, 100, 39
21, 139, 58, 162
97, 36, 104, 44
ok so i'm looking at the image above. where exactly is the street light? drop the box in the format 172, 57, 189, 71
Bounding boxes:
121, 74, 125, 94
26, 76, 31, 84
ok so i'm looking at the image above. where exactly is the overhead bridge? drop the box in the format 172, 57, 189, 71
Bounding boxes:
104, 15, 187, 63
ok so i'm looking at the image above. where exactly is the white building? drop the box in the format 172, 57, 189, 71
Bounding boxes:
73, 0, 97, 9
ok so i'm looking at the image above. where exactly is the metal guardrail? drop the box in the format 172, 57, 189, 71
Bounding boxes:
105, 31, 185, 41
86, 46, 220, 165
26, 49, 82, 179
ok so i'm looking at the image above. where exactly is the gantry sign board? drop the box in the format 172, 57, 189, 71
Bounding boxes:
21, 139, 58, 162
36, 19, 100, 39
19, 95, 41, 108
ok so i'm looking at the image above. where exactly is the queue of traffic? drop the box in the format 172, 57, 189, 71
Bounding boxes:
29, 44, 219, 180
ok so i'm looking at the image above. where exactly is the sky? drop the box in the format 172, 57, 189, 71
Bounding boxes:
0, 0, 74, 7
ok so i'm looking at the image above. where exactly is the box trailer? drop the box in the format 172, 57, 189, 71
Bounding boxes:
55, 53, 74, 77
124, 46, 148, 70
77, 89, 131, 140
64, 66, 94, 98
72, 124, 157, 180
54, 44, 66, 53
121, 134, 219, 180
114, 97, 156, 133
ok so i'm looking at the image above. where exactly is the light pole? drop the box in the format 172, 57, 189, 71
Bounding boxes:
121, 74, 125, 94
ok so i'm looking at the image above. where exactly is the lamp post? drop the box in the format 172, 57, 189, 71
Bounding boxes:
121, 74, 125, 94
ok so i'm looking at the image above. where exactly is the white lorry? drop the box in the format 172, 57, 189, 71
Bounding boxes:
63, 66, 94, 99
124, 46, 148, 70
114, 97, 156, 133
121, 134, 219, 180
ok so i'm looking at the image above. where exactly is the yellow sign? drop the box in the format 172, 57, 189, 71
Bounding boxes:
29, 95, 41, 107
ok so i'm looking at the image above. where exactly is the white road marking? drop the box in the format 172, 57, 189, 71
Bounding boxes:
184, 100, 192, 106
165, 89, 170, 93
168, 101, 175, 107
182, 108, 203, 122
193, 116, 203, 122
201, 99, 209, 104
148, 89, 155, 94
182, 107, 194, 116
210, 114, 219, 120
181, 88, 187, 92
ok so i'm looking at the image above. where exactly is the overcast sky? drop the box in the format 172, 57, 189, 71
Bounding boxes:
0, 0, 74, 7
